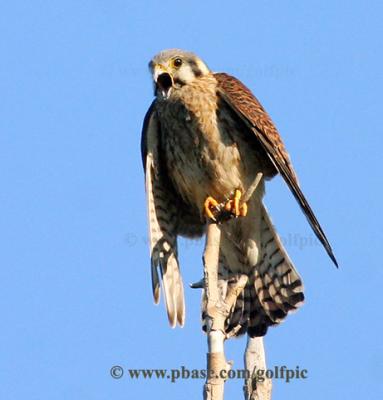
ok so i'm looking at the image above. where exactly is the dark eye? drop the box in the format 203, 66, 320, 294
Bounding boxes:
173, 58, 183, 68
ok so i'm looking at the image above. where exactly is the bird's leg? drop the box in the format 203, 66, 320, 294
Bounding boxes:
225, 189, 248, 218
224, 173, 264, 220
204, 189, 248, 223
204, 196, 220, 221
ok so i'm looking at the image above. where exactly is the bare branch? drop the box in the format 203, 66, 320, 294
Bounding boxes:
243, 337, 272, 400
202, 172, 270, 400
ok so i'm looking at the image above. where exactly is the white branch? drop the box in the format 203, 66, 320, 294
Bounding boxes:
202, 172, 268, 400
243, 337, 272, 400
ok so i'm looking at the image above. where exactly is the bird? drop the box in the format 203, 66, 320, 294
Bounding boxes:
141, 49, 337, 338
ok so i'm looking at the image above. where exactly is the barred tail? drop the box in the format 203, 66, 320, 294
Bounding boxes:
253, 203, 304, 322
202, 203, 304, 337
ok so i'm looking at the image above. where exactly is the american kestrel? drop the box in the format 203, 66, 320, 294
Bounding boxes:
141, 49, 337, 337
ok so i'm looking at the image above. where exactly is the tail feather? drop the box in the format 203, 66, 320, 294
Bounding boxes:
202, 203, 304, 337
252, 204, 304, 325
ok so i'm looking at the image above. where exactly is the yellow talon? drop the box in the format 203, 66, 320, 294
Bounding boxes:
204, 196, 220, 221
233, 189, 241, 216
225, 201, 232, 212
239, 202, 248, 217
204, 190, 248, 222
225, 189, 247, 218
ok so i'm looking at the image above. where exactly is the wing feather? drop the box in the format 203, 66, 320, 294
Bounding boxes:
141, 103, 185, 327
215, 72, 338, 267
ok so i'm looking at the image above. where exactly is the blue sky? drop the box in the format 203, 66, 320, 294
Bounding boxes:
1, 1, 382, 399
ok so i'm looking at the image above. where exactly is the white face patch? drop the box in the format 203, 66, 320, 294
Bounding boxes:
195, 59, 210, 75
170, 57, 210, 87
173, 63, 198, 85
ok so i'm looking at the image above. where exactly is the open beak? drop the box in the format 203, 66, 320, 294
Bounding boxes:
153, 64, 173, 98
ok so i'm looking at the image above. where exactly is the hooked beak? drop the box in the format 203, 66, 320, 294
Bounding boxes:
153, 64, 173, 99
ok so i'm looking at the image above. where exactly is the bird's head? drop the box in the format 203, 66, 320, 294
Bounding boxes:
149, 49, 210, 99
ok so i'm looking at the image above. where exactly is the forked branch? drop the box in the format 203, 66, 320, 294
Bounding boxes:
202, 173, 271, 400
